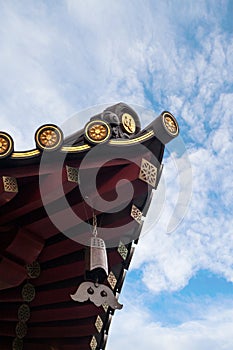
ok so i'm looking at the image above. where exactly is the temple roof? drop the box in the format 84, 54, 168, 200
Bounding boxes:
0, 103, 179, 349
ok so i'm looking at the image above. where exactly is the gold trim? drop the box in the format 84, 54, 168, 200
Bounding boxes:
11, 149, 40, 158
11, 145, 90, 158
8, 130, 154, 159
61, 144, 91, 152
109, 130, 154, 145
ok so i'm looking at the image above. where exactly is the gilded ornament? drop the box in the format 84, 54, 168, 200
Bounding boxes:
35, 125, 63, 151
85, 120, 111, 144
163, 114, 178, 135
39, 129, 58, 147
88, 124, 107, 141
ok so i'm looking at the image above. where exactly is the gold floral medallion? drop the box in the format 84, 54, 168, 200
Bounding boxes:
163, 114, 178, 135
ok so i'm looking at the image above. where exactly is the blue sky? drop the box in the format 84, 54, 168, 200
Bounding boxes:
0, 1, 233, 349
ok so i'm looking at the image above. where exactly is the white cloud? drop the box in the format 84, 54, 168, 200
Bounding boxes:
130, 121, 233, 292
107, 301, 233, 350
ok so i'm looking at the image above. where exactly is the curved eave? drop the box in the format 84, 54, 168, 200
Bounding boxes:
0, 129, 155, 169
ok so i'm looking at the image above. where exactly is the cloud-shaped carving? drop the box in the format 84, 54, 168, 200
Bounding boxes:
70, 281, 123, 310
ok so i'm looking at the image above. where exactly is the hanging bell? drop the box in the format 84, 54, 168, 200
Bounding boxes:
85, 236, 108, 283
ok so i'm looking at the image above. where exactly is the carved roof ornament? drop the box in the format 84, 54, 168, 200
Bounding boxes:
70, 281, 123, 310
